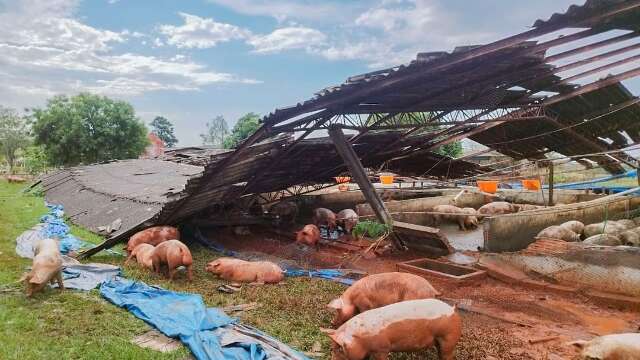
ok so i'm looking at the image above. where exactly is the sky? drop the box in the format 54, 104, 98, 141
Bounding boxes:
1, 0, 639, 146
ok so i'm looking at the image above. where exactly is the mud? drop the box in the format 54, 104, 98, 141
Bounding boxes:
206, 226, 639, 359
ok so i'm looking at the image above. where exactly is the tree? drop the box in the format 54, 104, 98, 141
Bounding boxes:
200, 115, 229, 147
223, 112, 261, 149
150, 116, 178, 147
32, 93, 149, 166
0, 106, 30, 173
435, 141, 463, 158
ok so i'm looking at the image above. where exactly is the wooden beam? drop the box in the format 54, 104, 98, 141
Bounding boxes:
328, 126, 405, 249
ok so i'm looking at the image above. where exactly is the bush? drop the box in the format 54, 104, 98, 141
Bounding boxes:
352, 220, 391, 239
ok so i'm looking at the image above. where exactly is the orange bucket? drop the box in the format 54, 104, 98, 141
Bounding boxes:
477, 180, 498, 193
379, 175, 394, 185
334, 176, 351, 184
522, 179, 541, 190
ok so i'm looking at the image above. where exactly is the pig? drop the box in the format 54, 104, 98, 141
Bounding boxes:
569, 333, 640, 360
431, 205, 478, 231
205, 258, 284, 284
616, 219, 637, 230
514, 204, 544, 212
632, 217, 640, 226
336, 209, 359, 234
21, 238, 64, 297
535, 225, 581, 242
618, 229, 640, 246
582, 234, 622, 246
327, 272, 440, 326
477, 201, 518, 218
313, 208, 337, 230
150, 239, 193, 281
126, 226, 179, 253
583, 222, 626, 238
268, 201, 298, 228
560, 220, 585, 235
124, 243, 155, 269
295, 224, 321, 249
321, 299, 462, 360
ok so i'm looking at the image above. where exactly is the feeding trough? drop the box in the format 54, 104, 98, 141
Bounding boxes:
397, 258, 486, 284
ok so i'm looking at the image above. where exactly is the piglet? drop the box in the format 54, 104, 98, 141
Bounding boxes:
126, 225, 179, 253
336, 209, 359, 234
432, 205, 478, 231
569, 333, 640, 360
477, 201, 518, 218
22, 238, 64, 297
560, 220, 585, 235
328, 272, 440, 326
313, 208, 337, 230
125, 243, 155, 270
150, 239, 193, 281
205, 258, 284, 284
536, 225, 581, 242
296, 224, 320, 249
583, 222, 626, 238
582, 234, 621, 246
322, 299, 462, 360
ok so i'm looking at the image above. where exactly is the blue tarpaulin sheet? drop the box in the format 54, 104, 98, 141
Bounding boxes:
100, 278, 308, 360
284, 268, 355, 285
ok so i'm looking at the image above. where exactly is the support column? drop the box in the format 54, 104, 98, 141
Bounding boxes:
548, 161, 555, 206
328, 126, 403, 249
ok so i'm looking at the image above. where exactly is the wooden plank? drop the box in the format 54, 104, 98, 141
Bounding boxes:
548, 161, 555, 206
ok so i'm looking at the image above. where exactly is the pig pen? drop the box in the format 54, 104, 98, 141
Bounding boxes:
201, 225, 640, 360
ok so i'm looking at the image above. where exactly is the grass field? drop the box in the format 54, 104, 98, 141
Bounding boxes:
0, 181, 367, 360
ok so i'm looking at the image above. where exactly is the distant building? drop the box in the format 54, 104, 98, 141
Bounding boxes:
142, 133, 165, 158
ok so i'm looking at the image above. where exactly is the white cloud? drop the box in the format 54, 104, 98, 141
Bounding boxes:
206, 0, 346, 22
0, 0, 259, 103
159, 12, 251, 49
248, 27, 326, 53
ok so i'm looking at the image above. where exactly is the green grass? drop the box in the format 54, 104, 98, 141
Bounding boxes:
0, 181, 454, 360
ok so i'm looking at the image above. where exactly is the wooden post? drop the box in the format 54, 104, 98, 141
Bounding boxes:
636, 167, 640, 186
548, 161, 554, 206
328, 126, 404, 249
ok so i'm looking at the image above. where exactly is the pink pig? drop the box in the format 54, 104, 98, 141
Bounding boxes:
22, 238, 64, 297
126, 226, 180, 253
150, 239, 193, 281
322, 299, 462, 360
295, 224, 321, 249
327, 272, 441, 326
313, 208, 337, 230
205, 258, 284, 284
124, 243, 155, 270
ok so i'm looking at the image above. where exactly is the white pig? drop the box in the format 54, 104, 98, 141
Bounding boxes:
569, 333, 640, 360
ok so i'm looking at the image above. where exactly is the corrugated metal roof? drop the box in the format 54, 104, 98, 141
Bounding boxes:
533, 0, 640, 31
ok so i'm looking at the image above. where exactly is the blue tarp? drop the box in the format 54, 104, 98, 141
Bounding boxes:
284, 268, 355, 285
56, 264, 121, 291
100, 278, 308, 360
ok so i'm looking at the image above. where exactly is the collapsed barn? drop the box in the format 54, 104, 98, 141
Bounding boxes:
42, 0, 640, 310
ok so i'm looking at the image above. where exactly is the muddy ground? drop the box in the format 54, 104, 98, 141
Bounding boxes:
209, 226, 639, 359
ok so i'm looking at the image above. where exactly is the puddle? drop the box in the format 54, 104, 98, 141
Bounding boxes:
543, 300, 629, 335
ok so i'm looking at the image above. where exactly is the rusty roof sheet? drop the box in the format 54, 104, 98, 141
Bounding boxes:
533, 0, 640, 31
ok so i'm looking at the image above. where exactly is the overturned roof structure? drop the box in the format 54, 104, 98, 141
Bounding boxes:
43, 0, 640, 256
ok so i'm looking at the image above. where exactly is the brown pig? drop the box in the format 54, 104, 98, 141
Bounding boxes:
125, 243, 155, 269
569, 333, 640, 360
327, 272, 440, 326
514, 203, 544, 212
126, 225, 180, 253
321, 299, 462, 360
22, 238, 64, 297
536, 225, 581, 242
477, 201, 518, 218
431, 205, 478, 231
618, 229, 640, 246
583, 222, 626, 238
205, 258, 284, 284
313, 208, 337, 230
295, 224, 321, 249
150, 239, 193, 281
560, 220, 585, 235
336, 209, 359, 234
